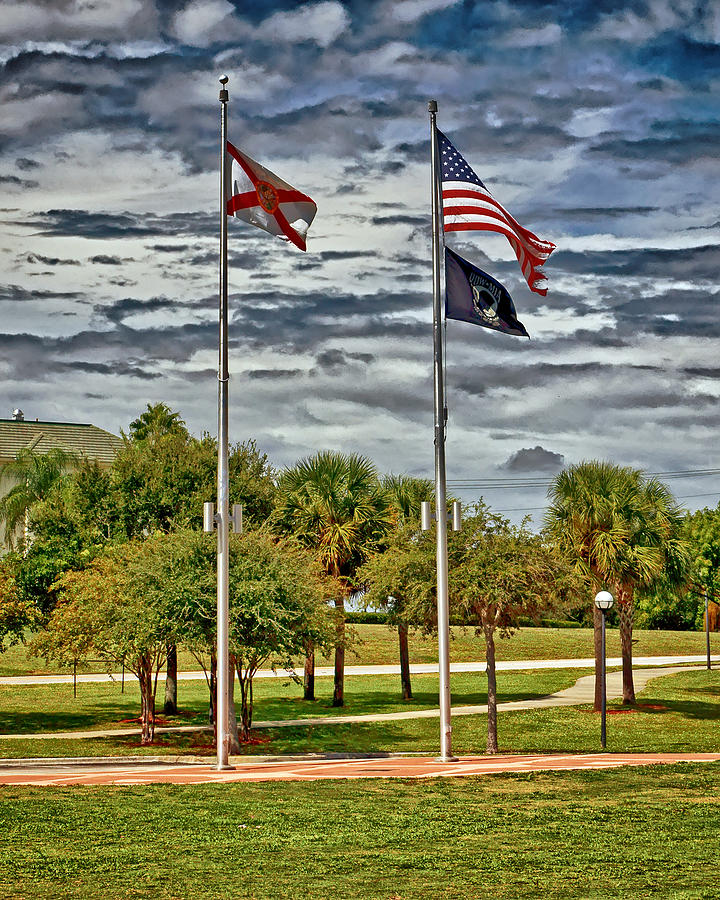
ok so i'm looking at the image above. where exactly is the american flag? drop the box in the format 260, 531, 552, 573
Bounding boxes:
438, 130, 555, 295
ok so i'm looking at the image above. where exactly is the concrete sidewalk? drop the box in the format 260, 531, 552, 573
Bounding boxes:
0, 665, 698, 741
1, 752, 719, 786
1, 655, 716, 686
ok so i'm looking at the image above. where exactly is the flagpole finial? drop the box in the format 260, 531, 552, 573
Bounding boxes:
428, 99, 438, 113
219, 75, 229, 103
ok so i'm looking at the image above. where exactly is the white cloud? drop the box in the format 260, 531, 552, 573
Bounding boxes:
595, 0, 720, 45
256, 1, 351, 48
170, 0, 236, 47
0, 0, 156, 43
501, 23, 562, 48
389, 0, 461, 25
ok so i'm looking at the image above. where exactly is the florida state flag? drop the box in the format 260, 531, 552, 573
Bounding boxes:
226, 141, 317, 251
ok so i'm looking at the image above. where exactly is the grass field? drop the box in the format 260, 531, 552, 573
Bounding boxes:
2, 624, 718, 676
1, 763, 719, 899
0, 668, 717, 759
0, 667, 582, 745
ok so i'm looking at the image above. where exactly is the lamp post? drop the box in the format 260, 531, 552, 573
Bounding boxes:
594, 590, 614, 750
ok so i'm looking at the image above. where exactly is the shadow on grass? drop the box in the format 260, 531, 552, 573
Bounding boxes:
628, 697, 720, 722
0, 700, 211, 735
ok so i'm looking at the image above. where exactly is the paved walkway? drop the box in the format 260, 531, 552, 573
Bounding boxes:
1, 752, 718, 785
0, 665, 699, 741
0, 654, 716, 686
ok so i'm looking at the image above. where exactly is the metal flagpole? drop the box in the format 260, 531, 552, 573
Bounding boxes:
706, 587, 711, 671
216, 75, 233, 771
428, 99, 455, 762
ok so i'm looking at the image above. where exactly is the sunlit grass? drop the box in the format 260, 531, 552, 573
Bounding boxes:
1, 763, 719, 899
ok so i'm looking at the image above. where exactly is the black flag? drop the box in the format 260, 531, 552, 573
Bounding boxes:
445, 246, 529, 338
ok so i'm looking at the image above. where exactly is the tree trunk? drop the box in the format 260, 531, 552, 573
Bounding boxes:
593, 603, 603, 712
163, 643, 177, 715
237, 663, 254, 742
398, 622, 412, 700
485, 625, 498, 754
227, 655, 240, 754
303, 642, 315, 701
208, 651, 217, 727
138, 655, 155, 745
617, 587, 636, 704
332, 596, 345, 707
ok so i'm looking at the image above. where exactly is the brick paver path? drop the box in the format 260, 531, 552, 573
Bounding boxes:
1, 753, 718, 785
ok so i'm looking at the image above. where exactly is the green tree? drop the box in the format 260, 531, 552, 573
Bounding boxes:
128, 402, 188, 442
546, 461, 688, 705
274, 451, 392, 706
0, 446, 77, 550
149, 528, 335, 745
0, 556, 39, 652
449, 508, 576, 753
675, 505, 720, 629
357, 524, 436, 700
358, 474, 434, 700
32, 540, 174, 744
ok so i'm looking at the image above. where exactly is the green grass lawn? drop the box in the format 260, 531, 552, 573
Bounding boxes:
0, 668, 717, 760
1, 763, 719, 899
0, 667, 582, 737
2, 624, 718, 676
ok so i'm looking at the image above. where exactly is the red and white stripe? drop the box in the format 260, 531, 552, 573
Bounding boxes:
442, 181, 556, 295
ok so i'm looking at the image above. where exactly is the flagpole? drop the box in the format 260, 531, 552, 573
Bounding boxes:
429, 99, 455, 762
216, 74, 232, 771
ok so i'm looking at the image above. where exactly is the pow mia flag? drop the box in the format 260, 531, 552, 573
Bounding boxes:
445, 246, 529, 338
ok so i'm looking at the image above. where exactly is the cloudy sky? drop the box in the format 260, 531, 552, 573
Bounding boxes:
1, 0, 719, 523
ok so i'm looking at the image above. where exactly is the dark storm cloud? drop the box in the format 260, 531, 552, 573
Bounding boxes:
371, 215, 427, 227
551, 244, 720, 280
500, 446, 565, 473
613, 289, 720, 338
146, 244, 192, 253
0, 284, 83, 301
96, 296, 180, 326
451, 360, 671, 398
312, 348, 375, 374
335, 183, 365, 195
682, 367, 720, 379
557, 206, 659, 221
24, 253, 80, 266
318, 250, 376, 261
246, 368, 304, 380
0, 175, 39, 189
15, 209, 218, 240
89, 255, 135, 265
15, 158, 40, 171
588, 120, 720, 165
59, 360, 161, 380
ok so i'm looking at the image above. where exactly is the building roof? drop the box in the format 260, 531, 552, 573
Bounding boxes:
0, 419, 122, 466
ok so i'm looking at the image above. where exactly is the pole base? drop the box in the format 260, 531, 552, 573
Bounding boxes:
215, 763, 235, 772
435, 755, 459, 763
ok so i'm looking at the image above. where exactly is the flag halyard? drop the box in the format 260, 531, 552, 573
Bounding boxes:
226, 141, 317, 251
438, 130, 555, 295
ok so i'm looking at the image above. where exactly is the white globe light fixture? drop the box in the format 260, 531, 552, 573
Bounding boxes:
594, 590, 614, 611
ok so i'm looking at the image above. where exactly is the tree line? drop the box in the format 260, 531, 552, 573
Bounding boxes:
0, 403, 718, 753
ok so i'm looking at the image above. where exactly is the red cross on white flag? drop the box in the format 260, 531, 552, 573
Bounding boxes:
226, 141, 317, 251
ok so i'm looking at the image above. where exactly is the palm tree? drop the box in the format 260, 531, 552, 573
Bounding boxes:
381, 474, 434, 700
546, 461, 687, 705
0, 447, 76, 551
127, 403, 188, 442
274, 451, 392, 706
